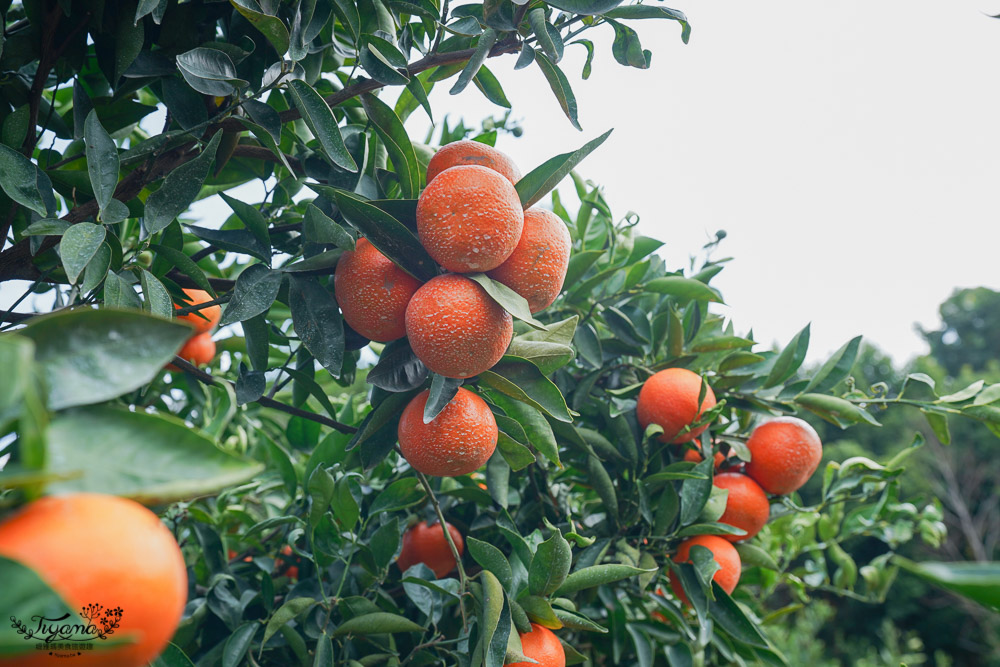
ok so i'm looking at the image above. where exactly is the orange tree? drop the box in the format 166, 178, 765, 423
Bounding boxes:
1, 0, 999, 665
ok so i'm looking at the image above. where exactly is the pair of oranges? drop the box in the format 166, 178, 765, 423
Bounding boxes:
335, 141, 572, 480
170, 288, 220, 367
636, 367, 824, 602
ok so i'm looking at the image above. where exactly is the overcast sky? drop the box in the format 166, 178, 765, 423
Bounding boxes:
405, 0, 1000, 365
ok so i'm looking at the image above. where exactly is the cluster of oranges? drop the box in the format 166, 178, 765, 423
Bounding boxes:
637, 367, 823, 603
335, 140, 572, 479
170, 288, 220, 368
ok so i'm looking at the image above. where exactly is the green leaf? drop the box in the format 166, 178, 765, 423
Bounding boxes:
467, 273, 546, 329
103, 270, 143, 309
60, 222, 106, 284
895, 558, 1000, 611
367, 339, 428, 392
332, 612, 424, 636
609, 20, 650, 69
84, 110, 120, 215
763, 323, 810, 388
280, 249, 344, 273
795, 393, 881, 427
803, 335, 862, 393
938, 380, 985, 403
220, 192, 271, 250
317, 186, 437, 281
17, 309, 191, 410
644, 276, 722, 303
491, 393, 561, 466
0, 335, 33, 427
553, 609, 607, 633
735, 542, 780, 571
185, 225, 270, 263
479, 570, 507, 667
303, 204, 355, 249
148, 244, 215, 296
496, 429, 536, 470
473, 66, 511, 108
139, 268, 173, 318
144, 132, 222, 235
544, 0, 624, 14
371, 517, 401, 570
218, 264, 282, 326
424, 373, 463, 422
467, 537, 513, 591
708, 584, 771, 649
359, 38, 409, 85
921, 409, 951, 445
21, 219, 71, 236
529, 530, 573, 596
360, 93, 419, 198
679, 457, 714, 526
287, 80, 357, 172
451, 28, 497, 95
43, 406, 264, 502
516, 130, 612, 208
973, 383, 1000, 406
239, 117, 296, 174
175, 48, 248, 95
222, 623, 257, 667
603, 5, 691, 44
262, 598, 319, 646
0, 144, 56, 216
370, 478, 426, 514
229, 0, 290, 55
479, 357, 572, 422
554, 564, 653, 596
288, 275, 344, 377
534, 52, 581, 131
0, 555, 84, 658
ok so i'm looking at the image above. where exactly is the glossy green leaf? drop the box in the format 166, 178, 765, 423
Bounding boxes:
370, 478, 426, 514
304, 204, 355, 249
424, 373, 462, 422
763, 323, 810, 388
288, 275, 344, 377
360, 93, 420, 198
529, 530, 572, 596
644, 276, 722, 303
796, 393, 881, 427
479, 357, 572, 422
230, 0, 290, 55
896, 558, 1000, 611
467, 537, 513, 591
0, 555, 85, 658
516, 130, 612, 208
144, 133, 222, 235
451, 28, 497, 95
60, 223, 106, 284
288, 80, 357, 172
534, 52, 581, 131
554, 563, 653, 596
220, 192, 271, 250
332, 612, 424, 636
139, 268, 173, 318
219, 264, 282, 326
84, 110, 120, 215
0, 144, 56, 216
467, 273, 546, 329
604, 5, 691, 44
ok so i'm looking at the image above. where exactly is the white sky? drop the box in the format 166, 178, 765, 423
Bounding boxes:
405, 0, 1000, 364
5, 1, 999, 367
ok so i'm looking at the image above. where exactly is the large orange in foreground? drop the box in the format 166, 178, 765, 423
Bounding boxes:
487, 208, 571, 313
397, 520, 464, 578
714, 472, 770, 542
507, 623, 566, 667
637, 368, 717, 443
0, 494, 187, 667
745, 417, 823, 495
405, 274, 513, 379
174, 288, 220, 333
334, 237, 423, 342
398, 388, 498, 477
426, 139, 522, 185
416, 165, 524, 273
668, 535, 741, 605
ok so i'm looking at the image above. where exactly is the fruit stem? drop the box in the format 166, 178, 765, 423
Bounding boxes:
416, 470, 469, 631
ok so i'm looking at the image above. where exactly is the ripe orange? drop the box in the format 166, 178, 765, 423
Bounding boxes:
397, 520, 464, 578
486, 208, 571, 313
683, 444, 727, 468
668, 535, 741, 605
507, 623, 565, 667
0, 494, 187, 667
416, 165, 524, 273
426, 139, 522, 186
398, 388, 498, 477
714, 472, 770, 542
745, 417, 823, 495
405, 274, 513, 379
177, 332, 216, 365
334, 237, 423, 342
174, 288, 220, 333
275, 545, 299, 580
637, 368, 717, 443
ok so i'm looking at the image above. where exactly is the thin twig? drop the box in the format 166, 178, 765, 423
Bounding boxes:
415, 470, 469, 631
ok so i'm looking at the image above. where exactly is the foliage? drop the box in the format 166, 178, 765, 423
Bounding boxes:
1, 0, 999, 665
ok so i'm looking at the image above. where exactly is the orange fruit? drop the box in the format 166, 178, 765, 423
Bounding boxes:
397, 520, 464, 578
405, 274, 513, 378
275, 545, 299, 580
745, 417, 823, 495
178, 332, 216, 365
486, 208, 571, 313
714, 472, 770, 542
398, 388, 498, 477
416, 165, 524, 273
507, 623, 565, 667
637, 368, 717, 443
668, 535, 741, 605
0, 494, 187, 667
683, 445, 727, 468
334, 237, 423, 342
426, 139, 522, 185
174, 288, 220, 333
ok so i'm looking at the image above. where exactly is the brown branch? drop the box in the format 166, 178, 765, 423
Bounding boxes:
170, 357, 357, 434
165, 270, 236, 291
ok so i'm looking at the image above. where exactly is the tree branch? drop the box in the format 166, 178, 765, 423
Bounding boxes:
170, 357, 358, 434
